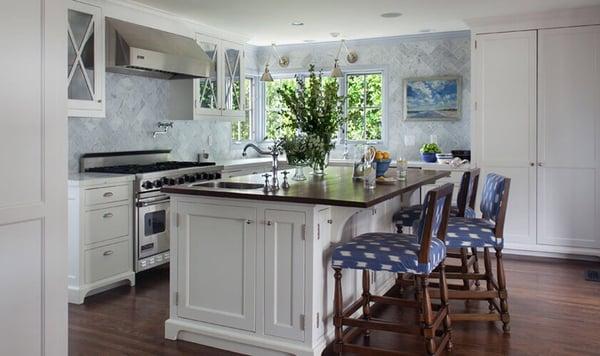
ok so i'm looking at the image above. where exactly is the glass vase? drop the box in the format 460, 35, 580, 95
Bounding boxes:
292, 166, 307, 181
311, 152, 330, 177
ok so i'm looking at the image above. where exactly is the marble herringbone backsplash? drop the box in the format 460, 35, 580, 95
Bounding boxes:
68, 32, 471, 173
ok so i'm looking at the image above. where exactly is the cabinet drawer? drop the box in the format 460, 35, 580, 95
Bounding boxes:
84, 185, 130, 206
85, 204, 130, 245
84, 240, 130, 284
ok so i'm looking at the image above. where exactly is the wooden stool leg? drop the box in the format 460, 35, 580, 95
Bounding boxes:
362, 270, 372, 337
472, 247, 481, 287
460, 248, 470, 290
414, 275, 423, 322
438, 261, 453, 352
495, 247, 511, 332
333, 268, 343, 355
483, 247, 495, 312
420, 276, 436, 355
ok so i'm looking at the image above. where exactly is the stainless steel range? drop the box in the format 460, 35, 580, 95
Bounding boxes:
80, 150, 223, 272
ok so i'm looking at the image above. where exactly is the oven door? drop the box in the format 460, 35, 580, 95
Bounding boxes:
137, 196, 170, 260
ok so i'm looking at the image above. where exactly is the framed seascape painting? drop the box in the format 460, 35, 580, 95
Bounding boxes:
404, 76, 462, 121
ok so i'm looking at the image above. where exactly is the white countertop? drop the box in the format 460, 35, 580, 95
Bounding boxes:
68, 173, 135, 187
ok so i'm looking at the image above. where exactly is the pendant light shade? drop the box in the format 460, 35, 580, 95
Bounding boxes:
331, 59, 343, 78
260, 64, 273, 82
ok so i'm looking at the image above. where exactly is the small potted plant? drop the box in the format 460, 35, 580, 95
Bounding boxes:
420, 143, 442, 163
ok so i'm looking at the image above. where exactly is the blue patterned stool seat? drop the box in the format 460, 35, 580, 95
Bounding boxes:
393, 205, 476, 228
445, 217, 501, 248
332, 233, 446, 274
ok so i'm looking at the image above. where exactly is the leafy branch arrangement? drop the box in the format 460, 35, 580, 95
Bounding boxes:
277, 65, 346, 170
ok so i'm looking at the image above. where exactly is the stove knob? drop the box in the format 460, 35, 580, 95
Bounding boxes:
200, 172, 208, 180
189, 176, 196, 182
153, 180, 163, 188
195, 173, 203, 180
215, 172, 222, 179
161, 177, 170, 185
183, 174, 191, 182
207, 173, 215, 180
168, 178, 176, 185
177, 177, 185, 184
141, 180, 153, 189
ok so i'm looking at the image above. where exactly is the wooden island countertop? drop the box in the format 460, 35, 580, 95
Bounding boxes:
162, 166, 450, 208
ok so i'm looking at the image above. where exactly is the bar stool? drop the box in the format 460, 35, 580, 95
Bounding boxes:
331, 184, 454, 355
394, 169, 481, 289
393, 168, 480, 231
431, 173, 511, 332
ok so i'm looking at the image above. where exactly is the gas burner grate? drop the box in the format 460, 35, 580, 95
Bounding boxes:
86, 161, 215, 174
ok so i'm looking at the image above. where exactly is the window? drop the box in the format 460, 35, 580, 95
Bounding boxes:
264, 78, 297, 140
345, 72, 383, 142
259, 71, 384, 143
231, 77, 254, 142
264, 76, 340, 140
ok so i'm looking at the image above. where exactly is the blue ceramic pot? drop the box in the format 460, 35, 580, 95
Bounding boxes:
375, 159, 391, 177
421, 153, 438, 163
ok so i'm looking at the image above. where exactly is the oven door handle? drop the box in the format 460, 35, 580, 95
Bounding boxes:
136, 198, 170, 207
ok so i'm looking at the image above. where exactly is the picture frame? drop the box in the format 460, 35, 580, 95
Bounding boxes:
403, 76, 462, 121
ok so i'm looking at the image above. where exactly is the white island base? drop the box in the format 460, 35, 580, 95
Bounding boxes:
164, 192, 416, 356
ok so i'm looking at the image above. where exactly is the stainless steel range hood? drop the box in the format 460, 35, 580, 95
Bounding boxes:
105, 17, 213, 80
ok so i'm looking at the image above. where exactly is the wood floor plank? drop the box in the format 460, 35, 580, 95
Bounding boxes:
69, 257, 600, 355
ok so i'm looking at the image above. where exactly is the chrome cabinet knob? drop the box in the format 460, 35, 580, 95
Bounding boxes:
537, 162, 544, 167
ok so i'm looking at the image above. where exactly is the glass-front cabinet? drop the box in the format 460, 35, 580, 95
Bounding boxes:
67, 0, 105, 117
194, 34, 245, 120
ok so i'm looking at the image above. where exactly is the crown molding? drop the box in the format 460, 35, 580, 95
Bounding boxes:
466, 5, 600, 34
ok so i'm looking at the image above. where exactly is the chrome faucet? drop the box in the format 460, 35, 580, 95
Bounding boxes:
243, 142, 282, 190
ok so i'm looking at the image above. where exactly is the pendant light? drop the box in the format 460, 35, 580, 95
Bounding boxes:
260, 43, 289, 82
330, 39, 358, 78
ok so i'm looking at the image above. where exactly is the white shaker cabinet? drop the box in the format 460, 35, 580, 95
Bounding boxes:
537, 26, 600, 249
176, 202, 257, 331
67, 0, 105, 117
473, 25, 600, 255
473, 31, 538, 248
194, 34, 245, 120
68, 174, 135, 304
264, 209, 306, 341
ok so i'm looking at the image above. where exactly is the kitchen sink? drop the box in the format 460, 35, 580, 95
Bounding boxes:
192, 181, 265, 190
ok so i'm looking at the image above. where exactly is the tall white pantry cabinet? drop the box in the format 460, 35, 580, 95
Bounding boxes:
472, 24, 600, 257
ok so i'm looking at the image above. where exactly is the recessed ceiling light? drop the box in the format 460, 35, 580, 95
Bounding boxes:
303, 40, 316, 43
419, 29, 433, 33
330, 32, 340, 38
380, 12, 402, 18
291, 21, 304, 26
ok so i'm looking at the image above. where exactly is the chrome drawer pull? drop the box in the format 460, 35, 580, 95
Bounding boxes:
103, 212, 113, 219
266, 220, 273, 226
103, 250, 113, 256
103, 192, 114, 198
245, 220, 253, 224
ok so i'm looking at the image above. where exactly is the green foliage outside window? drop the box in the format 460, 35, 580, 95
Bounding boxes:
346, 73, 383, 141
231, 78, 253, 142
265, 72, 383, 142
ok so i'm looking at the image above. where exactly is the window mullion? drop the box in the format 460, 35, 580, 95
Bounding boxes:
362, 75, 367, 141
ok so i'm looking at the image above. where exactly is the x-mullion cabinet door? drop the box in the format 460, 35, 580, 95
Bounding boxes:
194, 34, 222, 117
67, 0, 105, 117
221, 40, 245, 119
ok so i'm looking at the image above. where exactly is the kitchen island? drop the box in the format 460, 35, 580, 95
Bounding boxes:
162, 167, 450, 356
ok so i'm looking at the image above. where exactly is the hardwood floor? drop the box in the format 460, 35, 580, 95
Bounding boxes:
69, 256, 600, 355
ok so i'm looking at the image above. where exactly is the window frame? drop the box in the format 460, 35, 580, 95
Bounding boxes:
231, 75, 258, 144
340, 68, 387, 145
257, 67, 387, 145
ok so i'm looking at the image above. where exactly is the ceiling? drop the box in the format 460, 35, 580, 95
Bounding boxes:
133, 0, 600, 45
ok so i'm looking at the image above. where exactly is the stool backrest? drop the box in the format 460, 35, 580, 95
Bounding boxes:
416, 183, 454, 264
456, 168, 481, 217
480, 173, 511, 237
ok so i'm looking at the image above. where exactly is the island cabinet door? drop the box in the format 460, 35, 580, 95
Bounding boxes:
264, 210, 306, 341
176, 202, 257, 332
